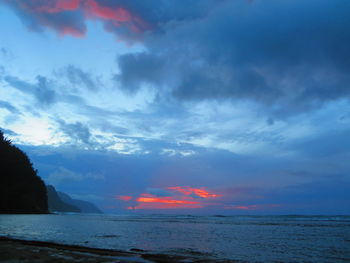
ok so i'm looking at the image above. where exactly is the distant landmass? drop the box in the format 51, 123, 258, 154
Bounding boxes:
46, 185, 80, 213
57, 191, 102, 214
0, 130, 48, 214
47, 185, 102, 214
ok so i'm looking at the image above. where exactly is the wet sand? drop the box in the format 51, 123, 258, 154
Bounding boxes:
0, 237, 234, 263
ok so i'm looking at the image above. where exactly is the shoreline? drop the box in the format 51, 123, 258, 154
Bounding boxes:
0, 236, 232, 263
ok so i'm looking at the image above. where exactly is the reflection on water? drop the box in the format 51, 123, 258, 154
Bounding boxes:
0, 214, 349, 262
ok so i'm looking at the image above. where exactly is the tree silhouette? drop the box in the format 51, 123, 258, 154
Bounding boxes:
0, 130, 48, 213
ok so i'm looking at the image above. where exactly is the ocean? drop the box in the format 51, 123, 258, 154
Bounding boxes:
0, 214, 349, 262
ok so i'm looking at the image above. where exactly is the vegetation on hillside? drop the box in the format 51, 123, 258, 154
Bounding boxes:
0, 130, 48, 213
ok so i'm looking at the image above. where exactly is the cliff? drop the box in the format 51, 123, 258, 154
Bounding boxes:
47, 185, 103, 213
0, 130, 48, 214
58, 191, 103, 214
46, 185, 80, 213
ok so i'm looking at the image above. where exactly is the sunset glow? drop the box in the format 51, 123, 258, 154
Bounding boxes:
116, 195, 133, 201
84, 0, 132, 22
13, 0, 149, 39
116, 186, 221, 210
136, 195, 199, 205
36, 0, 80, 13
128, 203, 204, 210
167, 186, 221, 198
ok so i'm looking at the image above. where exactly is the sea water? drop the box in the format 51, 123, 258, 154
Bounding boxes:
0, 214, 349, 262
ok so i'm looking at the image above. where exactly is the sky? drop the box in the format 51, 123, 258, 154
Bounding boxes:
0, 0, 349, 215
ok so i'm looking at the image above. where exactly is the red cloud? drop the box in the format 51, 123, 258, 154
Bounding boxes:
116, 195, 133, 201
84, 0, 132, 22
128, 203, 204, 210
118, 186, 222, 210
29, 0, 81, 14
59, 26, 85, 37
7, 0, 150, 40
128, 193, 203, 210
167, 186, 221, 198
136, 194, 199, 205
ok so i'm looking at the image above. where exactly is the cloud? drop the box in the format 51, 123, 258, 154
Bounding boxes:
115, 52, 166, 93
118, 186, 221, 210
145, 188, 173, 197
60, 64, 100, 91
116, 195, 132, 201
261, 180, 350, 214
47, 166, 83, 185
2, 0, 86, 37
0, 47, 6, 56
4, 75, 57, 107
46, 167, 103, 187
0, 47, 13, 61
130, 193, 204, 210
167, 186, 221, 198
52, 118, 142, 154
115, 0, 350, 116
0, 127, 18, 136
1, 0, 152, 41
0, 66, 4, 78
161, 148, 195, 157
285, 128, 350, 158
86, 172, 105, 180
0, 100, 20, 114
1, 0, 227, 42
56, 119, 91, 144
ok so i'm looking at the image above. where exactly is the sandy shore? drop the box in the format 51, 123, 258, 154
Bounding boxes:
0, 237, 234, 263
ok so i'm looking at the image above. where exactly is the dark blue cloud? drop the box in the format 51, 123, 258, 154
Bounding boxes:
286, 128, 350, 158
262, 180, 350, 214
0, 47, 12, 60
5, 75, 57, 107
116, 52, 166, 93
116, 0, 350, 115
0, 127, 18, 136
0, 100, 20, 114
60, 65, 100, 91
56, 119, 91, 145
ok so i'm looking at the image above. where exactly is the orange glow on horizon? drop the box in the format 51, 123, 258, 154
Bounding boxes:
136, 196, 199, 205
117, 186, 222, 210
128, 203, 204, 210
167, 186, 221, 198
116, 195, 133, 201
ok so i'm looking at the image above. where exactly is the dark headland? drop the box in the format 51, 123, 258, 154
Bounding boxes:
0, 130, 48, 214
0, 130, 102, 214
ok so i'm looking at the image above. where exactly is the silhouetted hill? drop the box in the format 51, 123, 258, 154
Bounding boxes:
0, 130, 48, 214
58, 192, 103, 214
46, 185, 80, 213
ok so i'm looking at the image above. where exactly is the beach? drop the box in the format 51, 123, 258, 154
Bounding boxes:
0, 237, 231, 263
